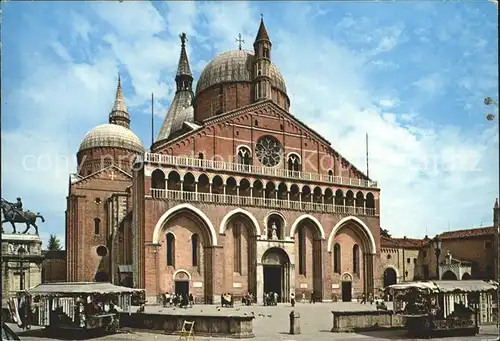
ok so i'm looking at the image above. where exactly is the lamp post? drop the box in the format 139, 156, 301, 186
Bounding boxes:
484, 96, 500, 338
432, 235, 441, 280
18, 246, 26, 291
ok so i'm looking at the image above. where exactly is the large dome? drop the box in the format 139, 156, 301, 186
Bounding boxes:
79, 124, 144, 153
195, 50, 287, 95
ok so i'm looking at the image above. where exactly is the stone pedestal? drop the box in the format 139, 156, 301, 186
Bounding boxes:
1, 234, 43, 307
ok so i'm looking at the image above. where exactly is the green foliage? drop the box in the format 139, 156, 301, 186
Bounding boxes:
47, 234, 62, 251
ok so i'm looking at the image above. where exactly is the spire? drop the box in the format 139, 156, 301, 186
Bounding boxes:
495, 198, 499, 209
109, 74, 130, 128
155, 33, 194, 143
255, 15, 270, 42
175, 33, 193, 93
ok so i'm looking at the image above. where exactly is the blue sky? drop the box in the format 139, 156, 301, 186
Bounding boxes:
1, 1, 498, 248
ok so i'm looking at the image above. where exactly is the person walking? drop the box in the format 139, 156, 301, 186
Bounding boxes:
290, 291, 295, 307
360, 293, 366, 304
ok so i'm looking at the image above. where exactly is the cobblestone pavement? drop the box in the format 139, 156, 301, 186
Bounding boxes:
12, 302, 500, 340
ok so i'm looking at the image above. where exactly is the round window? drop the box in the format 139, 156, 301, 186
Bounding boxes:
96, 245, 108, 257
255, 135, 283, 167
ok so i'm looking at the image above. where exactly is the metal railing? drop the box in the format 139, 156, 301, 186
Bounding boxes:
140, 153, 378, 189
150, 189, 377, 216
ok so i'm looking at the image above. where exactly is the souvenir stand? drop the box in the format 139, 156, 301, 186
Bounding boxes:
17, 282, 144, 333
387, 280, 498, 338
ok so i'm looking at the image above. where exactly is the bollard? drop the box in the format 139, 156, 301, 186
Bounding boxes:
289, 310, 300, 334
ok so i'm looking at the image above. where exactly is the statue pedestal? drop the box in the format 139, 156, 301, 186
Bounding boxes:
1, 234, 43, 307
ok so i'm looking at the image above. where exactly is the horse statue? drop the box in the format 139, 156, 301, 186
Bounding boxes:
1, 198, 45, 235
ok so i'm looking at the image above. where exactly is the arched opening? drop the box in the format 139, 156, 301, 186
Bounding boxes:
328, 169, 334, 178
94, 218, 101, 235
237, 146, 252, 167
353, 244, 359, 275
253, 180, 264, 198
345, 190, 355, 210
383, 267, 397, 288
293, 218, 323, 301
287, 153, 301, 174
334, 244, 341, 274
289, 184, 300, 202
166, 232, 175, 266
462, 272, 471, 280
240, 178, 251, 197
198, 174, 210, 193
151, 169, 166, 189
313, 187, 322, 204
334, 189, 344, 206
265, 182, 276, 200
442, 270, 458, 280
167, 171, 181, 191
226, 177, 237, 196
192, 234, 199, 267
355, 192, 364, 214
366, 193, 375, 214
277, 182, 287, 200
95, 271, 109, 282
183, 173, 196, 192
262, 247, 291, 303
301, 186, 311, 204
324, 188, 334, 205
341, 273, 353, 302
212, 175, 224, 195
267, 214, 284, 240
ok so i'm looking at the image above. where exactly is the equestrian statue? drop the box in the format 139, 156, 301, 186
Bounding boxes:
1, 197, 45, 235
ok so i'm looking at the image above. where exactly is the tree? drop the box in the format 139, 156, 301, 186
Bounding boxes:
47, 234, 62, 251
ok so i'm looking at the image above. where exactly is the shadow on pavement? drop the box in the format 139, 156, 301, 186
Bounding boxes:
17, 328, 127, 340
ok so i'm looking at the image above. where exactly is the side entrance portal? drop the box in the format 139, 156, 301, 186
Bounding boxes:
262, 247, 290, 303
341, 273, 353, 302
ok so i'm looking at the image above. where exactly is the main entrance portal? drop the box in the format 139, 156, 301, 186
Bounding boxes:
175, 280, 189, 296
262, 247, 290, 303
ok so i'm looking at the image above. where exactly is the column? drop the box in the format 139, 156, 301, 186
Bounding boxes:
257, 263, 264, 305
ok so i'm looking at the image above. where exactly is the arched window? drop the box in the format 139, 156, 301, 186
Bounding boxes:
328, 169, 334, 177
94, 218, 101, 235
298, 227, 306, 275
334, 243, 341, 273
353, 244, 359, 274
166, 233, 175, 266
263, 47, 270, 58
151, 169, 166, 189
237, 147, 251, 166
233, 224, 242, 273
192, 234, 199, 267
287, 153, 301, 173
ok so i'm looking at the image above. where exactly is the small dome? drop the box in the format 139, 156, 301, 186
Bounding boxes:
195, 50, 287, 95
79, 124, 144, 153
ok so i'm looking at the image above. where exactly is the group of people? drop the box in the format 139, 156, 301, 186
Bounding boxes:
161, 292, 194, 308
264, 292, 279, 306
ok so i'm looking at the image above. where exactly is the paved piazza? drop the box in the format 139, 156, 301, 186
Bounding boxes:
10, 302, 500, 340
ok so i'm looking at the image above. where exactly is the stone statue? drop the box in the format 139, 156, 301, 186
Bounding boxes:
1, 198, 45, 235
271, 222, 278, 240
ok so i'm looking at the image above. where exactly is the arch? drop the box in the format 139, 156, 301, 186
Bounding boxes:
286, 152, 301, 162
151, 169, 166, 189
461, 272, 471, 280
333, 243, 341, 273
383, 267, 398, 287
353, 244, 360, 274
264, 211, 287, 230
262, 247, 291, 265
442, 270, 457, 280
219, 208, 261, 236
289, 214, 326, 239
153, 203, 217, 245
236, 144, 252, 156
327, 216, 377, 254
173, 269, 192, 281
166, 232, 175, 266
340, 272, 353, 282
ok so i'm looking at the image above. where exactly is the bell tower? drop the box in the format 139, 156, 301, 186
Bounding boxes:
252, 16, 272, 102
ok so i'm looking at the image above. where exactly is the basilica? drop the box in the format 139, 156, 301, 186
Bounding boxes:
65, 18, 382, 304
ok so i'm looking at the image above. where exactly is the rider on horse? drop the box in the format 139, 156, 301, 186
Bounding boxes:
15, 198, 23, 215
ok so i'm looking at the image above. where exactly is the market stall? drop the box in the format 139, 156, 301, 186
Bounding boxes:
387, 280, 498, 337
10, 282, 144, 333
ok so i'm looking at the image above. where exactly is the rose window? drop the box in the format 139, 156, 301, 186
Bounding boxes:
255, 136, 283, 167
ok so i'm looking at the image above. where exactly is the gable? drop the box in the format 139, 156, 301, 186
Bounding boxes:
152, 99, 370, 181
72, 165, 132, 189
